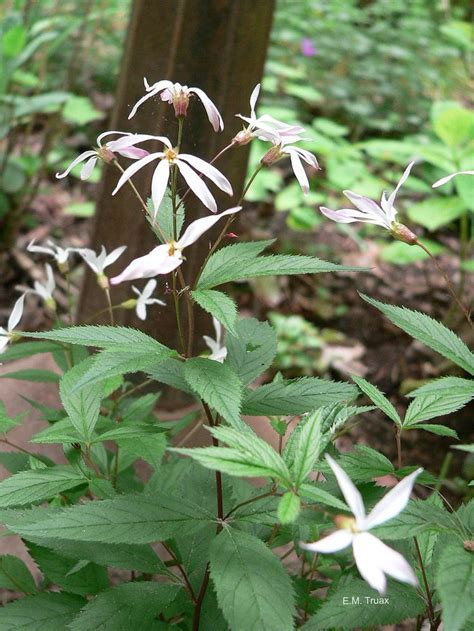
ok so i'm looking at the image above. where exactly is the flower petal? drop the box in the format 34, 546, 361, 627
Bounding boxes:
385, 161, 415, 213
128, 80, 173, 119
110, 244, 182, 284
353, 532, 387, 595
108, 134, 170, 152
178, 206, 242, 249
178, 154, 233, 195
27, 241, 54, 256
112, 152, 163, 197
8, 294, 25, 332
118, 147, 149, 159
300, 529, 354, 554
56, 151, 96, 179
190, 87, 223, 131
45, 264, 55, 295
364, 468, 422, 530
80, 156, 98, 180
142, 279, 157, 300
176, 160, 217, 213
343, 191, 390, 228
432, 170, 474, 188
288, 149, 310, 194
151, 159, 171, 214
320, 207, 360, 224
104, 245, 127, 268
136, 301, 147, 321
249, 83, 261, 118
325, 454, 366, 523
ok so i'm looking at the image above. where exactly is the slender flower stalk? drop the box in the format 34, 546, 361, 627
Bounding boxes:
301, 455, 422, 595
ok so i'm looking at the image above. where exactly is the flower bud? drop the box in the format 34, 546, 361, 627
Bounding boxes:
97, 146, 115, 164
334, 514, 358, 532
171, 88, 190, 118
261, 144, 283, 167
232, 129, 253, 146
58, 261, 69, 274
45, 298, 57, 312
390, 222, 418, 245
121, 298, 137, 310
97, 273, 109, 289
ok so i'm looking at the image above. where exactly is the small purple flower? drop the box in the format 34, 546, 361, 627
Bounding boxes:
301, 38, 316, 57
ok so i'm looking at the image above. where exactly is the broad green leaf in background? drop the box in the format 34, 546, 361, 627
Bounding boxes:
0, 592, 85, 631
0, 466, 87, 508
436, 542, 474, 631
2, 25, 27, 57
148, 194, 184, 242
0, 341, 59, 363
0, 368, 60, 383
210, 528, 295, 631
291, 408, 326, 487
407, 197, 466, 231
191, 289, 238, 335
62, 95, 104, 126
431, 101, 474, 148
0, 555, 37, 594
360, 294, 474, 375
277, 492, 301, 524
352, 375, 401, 425
60, 359, 102, 441
225, 317, 277, 385
0, 402, 23, 433
380, 239, 446, 265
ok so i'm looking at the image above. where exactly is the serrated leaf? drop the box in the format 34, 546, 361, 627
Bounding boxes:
408, 423, 458, 437
60, 359, 102, 441
0, 402, 23, 433
277, 492, 301, 524
148, 358, 193, 393
0, 592, 85, 630
321, 446, 394, 482
242, 377, 356, 416
404, 391, 471, 425
0, 341, 60, 362
360, 293, 474, 375
30, 419, 81, 444
407, 376, 474, 398
69, 582, 179, 630
299, 483, 349, 511
0, 555, 37, 593
118, 433, 167, 470
210, 528, 295, 631
184, 357, 244, 429
352, 375, 401, 425
302, 574, 425, 629
373, 499, 462, 540
436, 542, 474, 631
191, 289, 238, 335
2, 493, 214, 543
292, 408, 326, 487
0, 466, 87, 508
225, 317, 277, 385
94, 424, 165, 442
0, 369, 60, 383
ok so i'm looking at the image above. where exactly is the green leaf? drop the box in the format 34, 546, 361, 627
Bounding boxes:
292, 409, 326, 487
277, 492, 301, 524
360, 293, 474, 375
118, 433, 167, 470
3, 493, 213, 543
0, 341, 60, 362
436, 541, 474, 631
242, 377, 356, 416
184, 357, 244, 429
0, 402, 23, 433
409, 423, 458, 437
27, 543, 108, 596
69, 582, 179, 631
404, 391, 472, 425
408, 376, 474, 399
64, 201, 95, 217
299, 483, 349, 511
197, 240, 275, 289
324, 446, 394, 482
148, 193, 184, 242
148, 358, 193, 393
373, 499, 461, 540
62, 95, 104, 126
352, 375, 401, 425
0, 466, 87, 508
432, 102, 474, 147
302, 574, 425, 629
380, 239, 446, 265
407, 197, 466, 230
2, 25, 27, 57
225, 317, 277, 385
0, 369, 60, 383
0, 592, 85, 630
0, 555, 37, 594
60, 359, 102, 441
30, 419, 81, 444
191, 289, 238, 336
210, 528, 295, 631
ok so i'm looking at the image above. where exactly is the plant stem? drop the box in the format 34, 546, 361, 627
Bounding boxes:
414, 537, 437, 629
117, 378, 153, 403
104, 287, 115, 326
415, 240, 472, 329
224, 490, 274, 520
162, 541, 197, 603
435, 452, 452, 493
395, 427, 402, 469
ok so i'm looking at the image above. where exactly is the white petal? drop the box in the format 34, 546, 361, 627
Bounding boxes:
203, 335, 220, 355
300, 529, 354, 554
110, 244, 182, 284
212, 316, 222, 343
432, 170, 474, 188
385, 161, 415, 212
128, 80, 173, 119
325, 454, 366, 523
56, 151, 96, 179
80, 156, 98, 180
178, 154, 233, 195
107, 134, 170, 152
353, 533, 387, 595
112, 152, 163, 197
104, 245, 127, 268
249, 83, 261, 118
288, 150, 310, 194
320, 207, 359, 224
136, 301, 147, 320
147, 298, 166, 306
190, 87, 223, 131
8, 294, 25, 332
176, 160, 217, 213
285, 145, 319, 167
79, 248, 99, 274
27, 241, 54, 256
45, 264, 55, 295
142, 279, 157, 300
178, 206, 242, 249
343, 191, 390, 228
118, 146, 149, 160
364, 468, 422, 530
151, 159, 170, 214
97, 130, 128, 146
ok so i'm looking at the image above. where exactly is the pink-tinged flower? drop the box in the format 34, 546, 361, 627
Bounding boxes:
111, 207, 242, 285
261, 139, 319, 194
17, 264, 56, 311
56, 131, 152, 180
112, 136, 233, 215
301, 454, 422, 596
203, 316, 227, 362
432, 170, 474, 188
234, 84, 307, 146
129, 79, 223, 132
301, 37, 316, 57
131, 279, 166, 321
0, 295, 25, 353
320, 162, 418, 244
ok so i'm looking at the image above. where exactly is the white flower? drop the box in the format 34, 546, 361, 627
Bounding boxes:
0, 295, 25, 353
27, 239, 74, 266
320, 162, 415, 230
234, 83, 306, 145
432, 170, 474, 188
111, 207, 242, 285
56, 131, 152, 180
129, 79, 223, 132
17, 264, 56, 309
261, 139, 319, 195
203, 316, 227, 362
301, 454, 422, 595
131, 279, 166, 320
112, 136, 233, 215
78, 245, 127, 276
